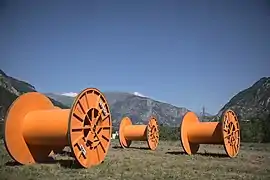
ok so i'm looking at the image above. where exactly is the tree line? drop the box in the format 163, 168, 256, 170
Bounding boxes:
157, 115, 270, 143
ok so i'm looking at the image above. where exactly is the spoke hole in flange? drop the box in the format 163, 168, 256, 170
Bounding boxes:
224, 120, 238, 147
150, 127, 157, 139
86, 140, 91, 147
83, 108, 103, 148
83, 112, 91, 138
149, 124, 158, 143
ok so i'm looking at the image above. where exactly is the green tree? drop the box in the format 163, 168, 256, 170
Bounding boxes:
159, 126, 179, 141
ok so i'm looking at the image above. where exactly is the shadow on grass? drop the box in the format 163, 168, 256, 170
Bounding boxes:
5, 161, 21, 166
5, 158, 83, 169
112, 145, 122, 149
166, 151, 229, 158
112, 145, 150, 150
54, 159, 83, 169
40, 157, 86, 169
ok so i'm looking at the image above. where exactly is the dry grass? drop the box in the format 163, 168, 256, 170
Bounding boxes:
0, 139, 270, 180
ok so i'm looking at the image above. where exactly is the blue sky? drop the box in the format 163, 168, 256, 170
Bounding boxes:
1, 0, 270, 114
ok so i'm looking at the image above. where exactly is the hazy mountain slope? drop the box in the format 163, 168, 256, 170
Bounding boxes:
46, 92, 189, 127
109, 95, 189, 127
0, 69, 68, 119
45, 93, 75, 107
218, 77, 270, 121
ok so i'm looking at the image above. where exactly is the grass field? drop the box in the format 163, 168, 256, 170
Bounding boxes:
0, 139, 270, 180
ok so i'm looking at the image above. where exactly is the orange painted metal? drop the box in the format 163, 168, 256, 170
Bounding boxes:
180, 109, 240, 157
119, 116, 159, 150
4, 88, 112, 168
49, 106, 63, 156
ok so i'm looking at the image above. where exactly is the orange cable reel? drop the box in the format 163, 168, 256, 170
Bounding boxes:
118, 116, 159, 150
180, 109, 240, 158
4, 87, 112, 168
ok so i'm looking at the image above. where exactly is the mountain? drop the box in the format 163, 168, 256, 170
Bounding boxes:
218, 77, 270, 121
0, 67, 189, 127
45, 92, 189, 127
108, 93, 189, 127
45, 93, 75, 107
0, 69, 68, 119
1, 67, 270, 128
